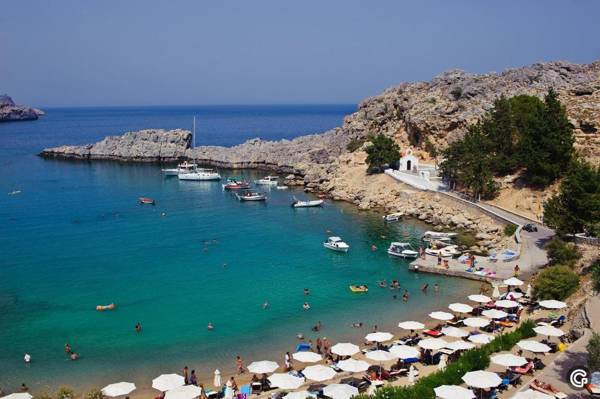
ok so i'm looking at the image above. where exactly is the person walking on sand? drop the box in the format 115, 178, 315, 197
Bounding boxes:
183, 366, 189, 385
514, 264, 520, 277
284, 351, 292, 371
322, 337, 330, 354
236, 355, 245, 374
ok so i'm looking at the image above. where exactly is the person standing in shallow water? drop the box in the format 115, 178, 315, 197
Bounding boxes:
183, 366, 189, 385
190, 369, 198, 386
236, 355, 245, 374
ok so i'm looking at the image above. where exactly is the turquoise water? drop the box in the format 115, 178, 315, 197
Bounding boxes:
0, 106, 477, 394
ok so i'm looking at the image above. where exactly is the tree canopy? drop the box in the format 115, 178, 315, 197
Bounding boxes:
365, 133, 400, 173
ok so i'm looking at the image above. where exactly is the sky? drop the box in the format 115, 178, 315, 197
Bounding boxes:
1, 0, 600, 107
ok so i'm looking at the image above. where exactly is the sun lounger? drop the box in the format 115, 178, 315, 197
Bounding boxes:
586, 384, 600, 396
512, 361, 534, 375
530, 380, 568, 398
423, 329, 443, 337
296, 343, 311, 352
497, 320, 514, 328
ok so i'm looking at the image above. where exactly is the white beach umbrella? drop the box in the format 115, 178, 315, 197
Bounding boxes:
331, 342, 360, 356
534, 325, 565, 337
268, 373, 305, 390
429, 311, 454, 321
504, 277, 524, 286
482, 309, 508, 319
511, 389, 554, 399
323, 384, 359, 399
506, 292, 523, 300
389, 345, 420, 359
152, 374, 185, 392
446, 340, 475, 351
213, 369, 221, 388
468, 333, 493, 344
102, 382, 136, 397
293, 351, 323, 363
247, 360, 279, 374
165, 385, 203, 399
517, 340, 551, 353
418, 338, 448, 350
538, 300, 567, 309
365, 350, 396, 362
468, 294, 492, 303
449, 303, 473, 314
398, 321, 425, 331
462, 370, 502, 389
284, 391, 311, 399
434, 385, 475, 399
491, 353, 528, 367
495, 299, 519, 308
0, 394, 33, 399
365, 332, 394, 342
463, 317, 490, 328
337, 358, 371, 373
302, 365, 337, 382
441, 326, 469, 338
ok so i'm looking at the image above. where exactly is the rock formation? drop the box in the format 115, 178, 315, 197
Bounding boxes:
0, 94, 44, 122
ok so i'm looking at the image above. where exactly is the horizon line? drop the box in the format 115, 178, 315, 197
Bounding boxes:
34, 102, 359, 110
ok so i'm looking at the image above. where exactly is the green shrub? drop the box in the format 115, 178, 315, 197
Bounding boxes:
424, 138, 438, 158
544, 238, 581, 267
85, 388, 103, 399
504, 223, 518, 236
533, 265, 580, 300
588, 333, 600, 372
450, 87, 463, 100
592, 259, 600, 294
56, 386, 75, 399
346, 137, 367, 153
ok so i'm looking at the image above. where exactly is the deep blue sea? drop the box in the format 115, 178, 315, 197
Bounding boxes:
0, 105, 477, 394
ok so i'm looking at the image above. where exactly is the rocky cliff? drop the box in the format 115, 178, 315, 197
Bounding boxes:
0, 94, 44, 122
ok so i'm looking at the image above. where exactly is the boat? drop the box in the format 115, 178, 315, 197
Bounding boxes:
425, 244, 461, 258
254, 175, 279, 185
276, 185, 289, 190
222, 177, 250, 190
7, 190, 21, 196
161, 161, 198, 176
291, 197, 324, 208
422, 231, 458, 240
178, 168, 221, 181
349, 284, 368, 293
96, 303, 115, 311
235, 191, 267, 201
383, 212, 404, 222
323, 236, 350, 252
387, 242, 419, 258
139, 197, 155, 205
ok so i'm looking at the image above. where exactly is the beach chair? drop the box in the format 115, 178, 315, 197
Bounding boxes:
530, 380, 568, 399
550, 315, 566, 327
512, 361, 534, 375
251, 383, 262, 395
296, 343, 311, 352
423, 329, 443, 337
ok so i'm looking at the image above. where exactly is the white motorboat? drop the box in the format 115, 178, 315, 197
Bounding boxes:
276, 185, 289, 190
323, 236, 350, 252
422, 231, 457, 240
383, 212, 404, 222
254, 176, 279, 185
235, 191, 267, 201
178, 168, 221, 181
387, 242, 419, 258
162, 161, 197, 176
425, 244, 461, 258
291, 197, 324, 208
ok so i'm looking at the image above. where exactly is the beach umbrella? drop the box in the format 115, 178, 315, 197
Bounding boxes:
365, 332, 394, 342
538, 300, 567, 310
517, 340, 551, 353
461, 370, 502, 389
429, 311, 454, 321
365, 350, 396, 362
495, 299, 519, 308
525, 284, 533, 298
511, 389, 554, 399
102, 382, 136, 397
213, 369, 221, 388
468, 294, 492, 303
449, 303, 473, 314
492, 285, 501, 298
337, 359, 370, 373
284, 391, 311, 399
463, 317, 490, 328
268, 373, 305, 390
323, 384, 359, 399
506, 292, 523, 300
293, 351, 322, 363
0, 394, 33, 399
331, 342, 360, 356
491, 353, 527, 367
446, 340, 475, 351
482, 309, 508, 319
441, 326, 469, 338
534, 325, 565, 337
152, 374, 185, 392
468, 334, 493, 344
165, 385, 202, 399
434, 385, 475, 399
389, 345, 420, 359
418, 338, 448, 350
302, 365, 337, 382
398, 321, 425, 331
503, 277, 524, 287
247, 360, 279, 374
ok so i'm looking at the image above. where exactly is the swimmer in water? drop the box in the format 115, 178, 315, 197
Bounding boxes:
421, 283, 429, 293
303, 302, 311, 310
352, 322, 363, 328
378, 280, 387, 288
207, 322, 214, 331
135, 322, 142, 333
262, 301, 269, 309
304, 288, 310, 295
371, 244, 377, 251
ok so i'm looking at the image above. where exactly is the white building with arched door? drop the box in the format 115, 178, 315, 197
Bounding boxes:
398, 149, 419, 173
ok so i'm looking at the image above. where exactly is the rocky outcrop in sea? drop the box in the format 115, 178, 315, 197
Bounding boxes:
0, 94, 44, 122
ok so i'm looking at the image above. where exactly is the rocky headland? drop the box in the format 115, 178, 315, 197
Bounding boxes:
0, 94, 44, 122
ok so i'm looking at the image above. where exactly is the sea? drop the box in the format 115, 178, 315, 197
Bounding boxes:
0, 105, 478, 394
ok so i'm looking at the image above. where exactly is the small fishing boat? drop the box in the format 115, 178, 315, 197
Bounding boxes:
236, 191, 267, 201
422, 231, 457, 240
139, 197, 155, 205
178, 168, 221, 181
7, 190, 21, 196
349, 284, 368, 293
276, 185, 289, 190
161, 161, 197, 176
96, 303, 116, 311
254, 175, 279, 185
222, 177, 250, 190
291, 197, 324, 208
383, 212, 403, 222
323, 236, 350, 252
387, 242, 419, 258
425, 244, 461, 258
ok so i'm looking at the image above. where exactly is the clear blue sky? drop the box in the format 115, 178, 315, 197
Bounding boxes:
1, 0, 599, 107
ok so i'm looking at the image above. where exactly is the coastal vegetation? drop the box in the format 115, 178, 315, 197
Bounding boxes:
503, 223, 518, 237
347, 136, 368, 153
592, 259, 600, 293
544, 238, 581, 267
588, 333, 600, 372
439, 89, 575, 199
365, 133, 400, 173
533, 265, 580, 300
